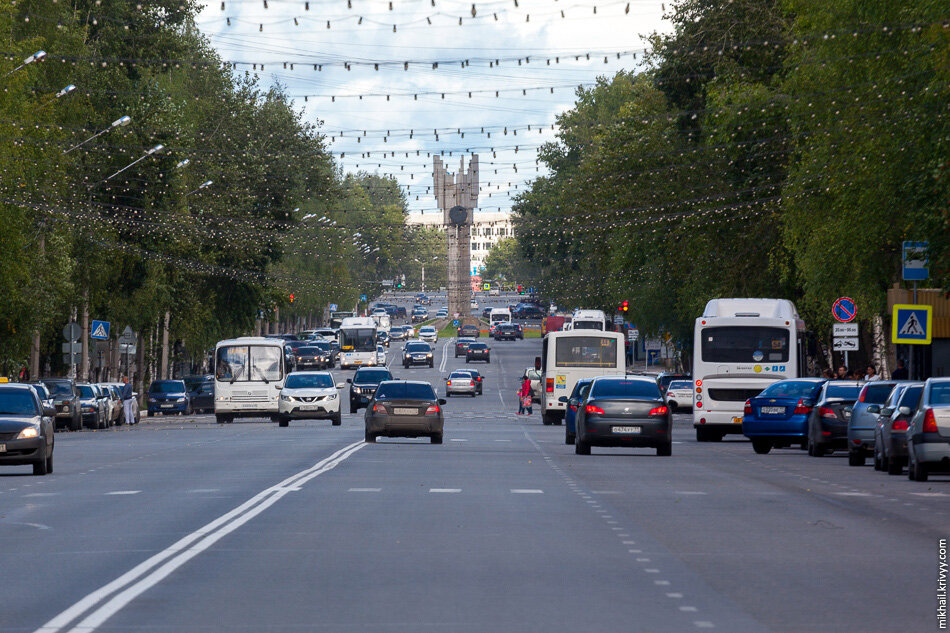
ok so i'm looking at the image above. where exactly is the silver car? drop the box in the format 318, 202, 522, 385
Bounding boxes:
906, 377, 950, 481
445, 371, 476, 397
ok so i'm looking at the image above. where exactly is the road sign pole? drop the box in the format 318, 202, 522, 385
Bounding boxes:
910, 281, 917, 379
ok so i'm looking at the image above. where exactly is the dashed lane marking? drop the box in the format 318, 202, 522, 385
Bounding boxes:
429, 488, 461, 493
105, 491, 141, 496
510, 489, 543, 494
348, 488, 382, 492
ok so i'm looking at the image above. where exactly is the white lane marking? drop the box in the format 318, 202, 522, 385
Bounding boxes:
105, 491, 141, 496
833, 492, 872, 497
510, 489, 543, 494
186, 489, 220, 494
438, 340, 451, 373
636, 558, 651, 562
35, 440, 365, 633
450, 438, 468, 442
910, 492, 949, 497
23, 493, 59, 498
348, 488, 381, 492
679, 606, 698, 612
667, 593, 684, 599
694, 621, 715, 628
429, 488, 461, 493
628, 549, 643, 553
674, 491, 708, 496
494, 439, 511, 442
644, 569, 660, 573
654, 580, 671, 586
622, 541, 637, 545
592, 490, 621, 495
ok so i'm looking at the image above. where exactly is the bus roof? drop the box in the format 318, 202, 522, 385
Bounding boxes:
489, 307, 511, 314
543, 329, 623, 341
215, 337, 285, 348
340, 316, 376, 328
700, 298, 800, 320
572, 309, 606, 320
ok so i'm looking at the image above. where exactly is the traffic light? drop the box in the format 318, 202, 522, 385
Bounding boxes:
289, 293, 296, 304
518, 285, 524, 295
619, 300, 629, 312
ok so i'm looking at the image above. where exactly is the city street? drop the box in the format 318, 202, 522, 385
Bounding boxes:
1, 338, 944, 633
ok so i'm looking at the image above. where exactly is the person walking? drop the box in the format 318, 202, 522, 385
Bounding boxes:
120, 376, 136, 425
518, 376, 533, 415
891, 359, 908, 380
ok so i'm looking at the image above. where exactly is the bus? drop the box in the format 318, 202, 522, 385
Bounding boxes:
338, 316, 378, 369
570, 309, 607, 331
692, 298, 807, 442
489, 307, 512, 326
329, 310, 355, 329
213, 337, 287, 424
539, 329, 626, 426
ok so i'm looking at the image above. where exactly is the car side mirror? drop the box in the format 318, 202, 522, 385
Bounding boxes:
880, 407, 893, 417
898, 406, 912, 416
569, 398, 578, 406
346, 378, 352, 383
438, 398, 447, 405
866, 404, 881, 414
43, 405, 55, 417
558, 396, 568, 403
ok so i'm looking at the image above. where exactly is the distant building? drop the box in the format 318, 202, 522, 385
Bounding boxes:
406, 210, 513, 276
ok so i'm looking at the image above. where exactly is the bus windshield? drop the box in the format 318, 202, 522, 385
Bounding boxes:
572, 321, 604, 330
216, 345, 283, 382
340, 328, 376, 352
555, 336, 618, 368
700, 326, 789, 363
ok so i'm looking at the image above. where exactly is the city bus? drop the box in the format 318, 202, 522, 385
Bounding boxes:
338, 316, 378, 369
538, 329, 626, 425
692, 298, 807, 442
570, 309, 607, 330
213, 337, 287, 424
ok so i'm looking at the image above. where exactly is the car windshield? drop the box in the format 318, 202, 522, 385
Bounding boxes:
668, 381, 692, 390
825, 384, 862, 400
78, 385, 95, 398
284, 374, 334, 389
150, 381, 185, 394
862, 382, 897, 404
929, 382, 950, 405
216, 345, 283, 382
406, 343, 431, 352
296, 347, 321, 355
354, 369, 393, 384
375, 382, 437, 400
0, 391, 38, 415
759, 381, 821, 398
590, 379, 661, 399
43, 381, 73, 396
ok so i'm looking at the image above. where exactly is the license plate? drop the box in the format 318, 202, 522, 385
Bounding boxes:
761, 406, 785, 415
612, 426, 641, 434
393, 408, 417, 416
843, 411, 851, 420
733, 416, 743, 424
161, 404, 174, 408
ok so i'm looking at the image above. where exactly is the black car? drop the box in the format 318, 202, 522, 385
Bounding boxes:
307, 341, 336, 368
189, 381, 215, 414
493, 323, 521, 341
807, 381, 863, 456
0, 384, 55, 475
874, 382, 923, 475
377, 330, 390, 347
572, 376, 672, 456
40, 378, 82, 431
458, 324, 480, 339
481, 307, 493, 319
513, 305, 546, 320
395, 306, 407, 318
455, 337, 475, 357
465, 342, 491, 363
364, 380, 446, 444
294, 346, 330, 370
456, 368, 484, 395
348, 367, 394, 413
403, 341, 434, 368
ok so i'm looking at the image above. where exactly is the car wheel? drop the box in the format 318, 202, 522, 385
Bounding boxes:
909, 451, 928, 481
70, 413, 82, 432
887, 457, 903, 476
215, 414, 229, 424
695, 427, 707, 442
33, 452, 48, 475
668, 401, 678, 412
147, 410, 153, 417
331, 413, 342, 426
364, 431, 376, 443
656, 439, 672, 457
752, 439, 772, 454
45, 449, 53, 474
848, 449, 865, 467
431, 434, 443, 444
278, 417, 289, 427
471, 393, 476, 398
350, 401, 360, 414
565, 431, 575, 445
575, 439, 591, 455
873, 440, 884, 471
186, 405, 193, 416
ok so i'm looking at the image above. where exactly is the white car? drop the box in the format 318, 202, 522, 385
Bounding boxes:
419, 325, 438, 343
665, 380, 694, 412
277, 371, 344, 427
376, 344, 387, 366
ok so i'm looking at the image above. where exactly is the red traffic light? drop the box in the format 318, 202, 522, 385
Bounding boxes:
289, 294, 296, 303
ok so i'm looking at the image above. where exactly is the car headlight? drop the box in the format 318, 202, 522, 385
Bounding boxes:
215, 396, 230, 402
17, 426, 39, 439
82, 405, 94, 412
279, 394, 291, 402
427, 353, 432, 357
176, 397, 186, 403
327, 393, 337, 400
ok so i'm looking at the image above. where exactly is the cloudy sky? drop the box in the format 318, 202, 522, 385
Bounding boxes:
195, 0, 670, 215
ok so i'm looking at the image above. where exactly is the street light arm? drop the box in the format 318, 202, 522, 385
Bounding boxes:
90, 144, 164, 189
63, 115, 131, 154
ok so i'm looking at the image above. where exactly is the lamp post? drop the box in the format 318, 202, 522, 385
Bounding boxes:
63, 115, 131, 154
4, 50, 46, 79
37, 84, 76, 110
183, 179, 212, 197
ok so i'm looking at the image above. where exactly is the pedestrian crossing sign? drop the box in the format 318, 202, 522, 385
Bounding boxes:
892, 304, 932, 345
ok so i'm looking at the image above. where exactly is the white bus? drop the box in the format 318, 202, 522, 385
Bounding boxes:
489, 307, 512, 326
570, 309, 607, 331
539, 329, 626, 425
338, 316, 378, 369
214, 337, 287, 424
692, 298, 807, 442
371, 313, 392, 335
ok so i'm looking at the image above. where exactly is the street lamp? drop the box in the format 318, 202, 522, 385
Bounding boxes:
183, 179, 212, 197
4, 50, 46, 78
175, 158, 191, 169
98, 143, 164, 184
63, 114, 131, 154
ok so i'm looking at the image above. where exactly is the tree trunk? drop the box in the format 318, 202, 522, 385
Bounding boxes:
160, 310, 170, 380
80, 291, 89, 381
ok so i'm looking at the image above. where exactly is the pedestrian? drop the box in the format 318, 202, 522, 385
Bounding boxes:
891, 359, 908, 380
518, 376, 533, 415
864, 365, 881, 382
822, 368, 834, 379
835, 365, 849, 380
851, 368, 864, 380
120, 375, 136, 425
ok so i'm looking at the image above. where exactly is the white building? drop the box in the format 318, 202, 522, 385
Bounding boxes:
406, 210, 513, 276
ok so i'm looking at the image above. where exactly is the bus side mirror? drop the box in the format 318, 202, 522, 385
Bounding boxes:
534, 356, 541, 371
558, 396, 568, 403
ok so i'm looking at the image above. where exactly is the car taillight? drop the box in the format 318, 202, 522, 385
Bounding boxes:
426, 405, 440, 415
793, 399, 812, 415
546, 378, 554, 393
892, 419, 910, 432
570, 405, 576, 411
373, 404, 386, 414
743, 400, 752, 415
696, 401, 703, 409
446, 381, 452, 386
857, 386, 868, 403
923, 409, 938, 433
649, 406, 669, 416
818, 406, 837, 419
477, 377, 482, 382
585, 404, 605, 415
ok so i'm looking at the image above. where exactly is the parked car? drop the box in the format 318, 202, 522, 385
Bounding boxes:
465, 342, 491, 364
493, 323, 521, 341
458, 323, 480, 338
0, 383, 54, 475
96, 383, 122, 426
456, 368, 484, 395
562, 378, 593, 445
445, 371, 477, 397
521, 368, 542, 403
364, 380, 446, 444
189, 380, 215, 414
455, 337, 475, 357
806, 381, 863, 457
147, 380, 191, 416
874, 383, 922, 475
572, 376, 672, 456
29, 382, 54, 413
277, 371, 344, 427
847, 381, 902, 466
742, 378, 826, 454
664, 380, 695, 412
77, 383, 107, 430
40, 378, 81, 431
403, 341, 434, 368
418, 325, 438, 343
906, 377, 950, 481
348, 367, 394, 413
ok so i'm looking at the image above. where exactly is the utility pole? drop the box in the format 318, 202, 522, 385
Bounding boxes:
80, 291, 89, 381
160, 310, 170, 380
30, 225, 45, 379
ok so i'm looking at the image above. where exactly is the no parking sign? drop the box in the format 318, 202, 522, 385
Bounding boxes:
832, 297, 856, 323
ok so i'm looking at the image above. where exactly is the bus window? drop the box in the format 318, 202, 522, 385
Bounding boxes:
340, 328, 376, 352
700, 327, 789, 364
216, 345, 247, 381
216, 345, 283, 382
554, 336, 618, 368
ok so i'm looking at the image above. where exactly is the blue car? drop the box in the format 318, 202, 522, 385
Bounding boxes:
743, 378, 827, 454
561, 378, 593, 445
147, 380, 191, 416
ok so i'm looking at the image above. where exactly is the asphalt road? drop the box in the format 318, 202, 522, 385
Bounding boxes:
1, 337, 946, 632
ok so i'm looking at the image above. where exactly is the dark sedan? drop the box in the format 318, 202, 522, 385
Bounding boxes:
807, 381, 863, 457
348, 367, 394, 413
40, 378, 81, 431
458, 324, 480, 338
294, 346, 330, 370
493, 323, 521, 341
874, 383, 923, 475
573, 376, 672, 456
742, 378, 826, 454
848, 381, 901, 466
454, 337, 475, 357
189, 381, 215, 414
561, 378, 593, 445
0, 384, 54, 475
403, 341, 434, 368
364, 380, 446, 444
465, 342, 491, 364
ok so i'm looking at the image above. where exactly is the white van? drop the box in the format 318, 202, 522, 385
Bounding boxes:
571, 309, 607, 330
489, 308, 512, 326
214, 337, 288, 424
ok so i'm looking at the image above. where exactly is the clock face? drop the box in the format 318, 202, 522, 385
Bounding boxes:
449, 205, 468, 225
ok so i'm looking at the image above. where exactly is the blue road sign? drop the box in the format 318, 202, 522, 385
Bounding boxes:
647, 350, 660, 365
902, 241, 929, 281
360, 294, 367, 302
832, 297, 856, 323
892, 304, 932, 344
90, 320, 110, 340
453, 319, 460, 327
329, 303, 338, 312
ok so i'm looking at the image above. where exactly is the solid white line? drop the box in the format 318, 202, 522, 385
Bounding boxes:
35, 440, 365, 633
429, 488, 461, 493
438, 340, 451, 373
105, 491, 140, 496
348, 488, 381, 492
510, 489, 543, 494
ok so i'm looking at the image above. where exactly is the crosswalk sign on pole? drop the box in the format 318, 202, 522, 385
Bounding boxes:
90, 320, 111, 340
892, 304, 932, 344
